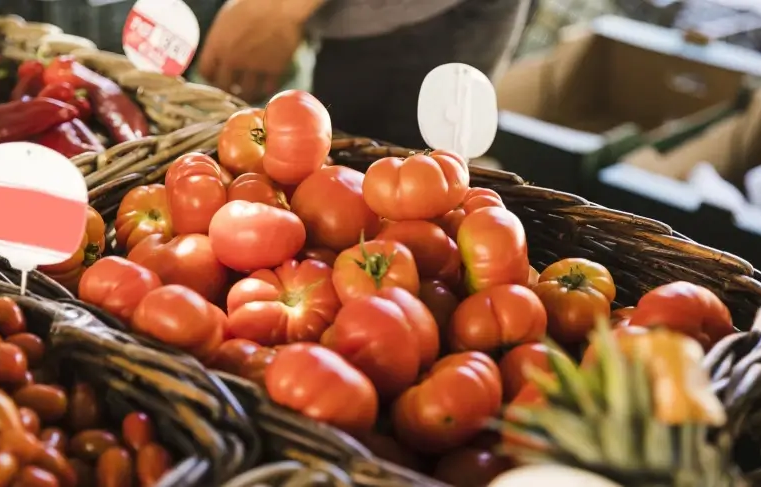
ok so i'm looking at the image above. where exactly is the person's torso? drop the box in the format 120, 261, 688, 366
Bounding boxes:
306, 0, 468, 39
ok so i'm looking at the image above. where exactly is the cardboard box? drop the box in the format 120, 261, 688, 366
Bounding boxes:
488, 15, 761, 194
594, 89, 761, 268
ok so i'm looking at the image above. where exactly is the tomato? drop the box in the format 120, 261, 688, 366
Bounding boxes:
265, 343, 378, 433
628, 281, 733, 349
131, 285, 223, 351
114, 184, 172, 253
392, 351, 502, 453
297, 248, 338, 267
227, 172, 288, 209
527, 266, 539, 288
165, 153, 227, 235
355, 432, 424, 471
258, 90, 331, 185
226, 259, 341, 346
419, 279, 459, 353
499, 342, 570, 402
290, 166, 381, 252
434, 187, 505, 239
533, 258, 616, 345
321, 287, 439, 398
127, 233, 229, 303
449, 285, 546, 353
0, 297, 26, 337
39, 205, 105, 293
377, 220, 460, 283
458, 207, 529, 293
434, 447, 513, 487
580, 325, 649, 368
218, 108, 266, 176
219, 165, 234, 187
207, 339, 277, 387
78, 257, 162, 323
209, 201, 306, 272
332, 238, 420, 304
611, 306, 636, 328
362, 150, 469, 220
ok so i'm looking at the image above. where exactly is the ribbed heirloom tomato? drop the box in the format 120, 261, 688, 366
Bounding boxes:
321, 287, 439, 398
377, 220, 460, 284
226, 259, 341, 345
363, 150, 469, 220
434, 187, 505, 239
265, 343, 378, 433
258, 90, 331, 185
115, 184, 172, 253
218, 107, 266, 176
127, 233, 229, 303
332, 238, 420, 304
227, 173, 288, 209
165, 153, 227, 235
209, 200, 306, 272
39, 205, 105, 293
392, 351, 502, 453
449, 284, 547, 353
290, 166, 381, 252
533, 258, 616, 345
499, 342, 568, 402
458, 206, 529, 293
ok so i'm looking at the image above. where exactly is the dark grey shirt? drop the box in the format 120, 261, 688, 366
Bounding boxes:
307, 0, 467, 38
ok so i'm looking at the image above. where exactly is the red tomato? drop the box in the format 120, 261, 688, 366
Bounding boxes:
419, 279, 460, 352
377, 220, 460, 284
265, 343, 378, 433
127, 234, 229, 303
321, 287, 439, 398
115, 184, 172, 253
628, 281, 733, 349
458, 207, 529, 293
433, 187, 505, 239
78, 257, 162, 323
527, 266, 539, 288
362, 150, 469, 220
499, 342, 565, 402
332, 239, 420, 304
226, 259, 341, 345
355, 432, 424, 471
297, 248, 338, 267
611, 306, 636, 328
218, 108, 266, 176
209, 201, 306, 272
392, 352, 502, 453
259, 90, 331, 185
290, 166, 381, 252
219, 165, 234, 187
208, 339, 277, 387
131, 285, 222, 350
449, 285, 547, 353
165, 153, 227, 235
533, 258, 616, 345
434, 447, 513, 487
227, 173, 288, 209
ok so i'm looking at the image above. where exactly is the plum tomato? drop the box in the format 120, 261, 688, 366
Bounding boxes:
218, 107, 266, 176
115, 184, 172, 253
377, 220, 460, 284
227, 172, 289, 209
433, 187, 505, 239
165, 153, 227, 235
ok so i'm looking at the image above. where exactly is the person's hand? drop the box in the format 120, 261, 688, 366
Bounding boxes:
199, 0, 307, 102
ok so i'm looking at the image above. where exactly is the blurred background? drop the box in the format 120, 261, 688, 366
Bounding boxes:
2, 0, 761, 267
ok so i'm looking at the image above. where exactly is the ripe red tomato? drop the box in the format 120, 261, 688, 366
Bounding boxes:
227, 173, 288, 209
533, 258, 616, 345
259, 90, 331, 185
611, 306, 636, 328
392, 352, 502, 453
434, 447, 513, 487
209, 201, 306, 272
332, 239, 420, 304
628, 281, 733, 349
115, 184, 172, 253
458, 207, 529, 293
290, 166, 381, 252
527, 266, 539, 288
78, 257, 162, 323
131, 285, 223, 350
419, 280, 459, 352
207, 339, 277, 387
321, 287, 439, 398
363, 150, 469, 220
377, 220, 460, 284
355, 432, 424, 472
39, 206, 105, 293
499, 342, 567, 402
297, 248, 338, 267
218, 108, 266, 176
226, 259, 341, 345
265, 343, 378, 433
165, 153, 227, 235
434, 187, 505, 239
127, 234, 229, 303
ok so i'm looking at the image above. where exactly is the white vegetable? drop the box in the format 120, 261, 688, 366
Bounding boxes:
487, 465, 624, 487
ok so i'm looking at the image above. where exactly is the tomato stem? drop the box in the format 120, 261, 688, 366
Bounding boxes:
558, 265, 586, 290
83, 243, 101, 267
423, 148, 432, 156
250, 128, 266, 146
146, 209, 162, 221
353, 231, 395, 289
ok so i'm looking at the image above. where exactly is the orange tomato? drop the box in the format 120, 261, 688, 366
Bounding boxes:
114, 184, 172, 253
433, 187, 505, 239
218, 108, 266, 176
227, 172, 289, 209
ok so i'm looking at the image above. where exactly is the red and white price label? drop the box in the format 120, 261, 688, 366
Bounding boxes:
122, 0, 200, 77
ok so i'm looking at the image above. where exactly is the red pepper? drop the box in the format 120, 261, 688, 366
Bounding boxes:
38, 82, 92, 121
33, 118, 105, 158
44, 56, 149, 142
0, 97, 80, 143
10, 60, 45, 101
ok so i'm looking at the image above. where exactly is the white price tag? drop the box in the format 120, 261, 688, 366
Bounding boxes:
122, 0, 200, 77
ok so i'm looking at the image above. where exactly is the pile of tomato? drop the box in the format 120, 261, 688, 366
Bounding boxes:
33, 89, 739, 486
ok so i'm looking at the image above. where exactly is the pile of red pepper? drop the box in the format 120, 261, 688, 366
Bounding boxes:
1, 55, 150, 158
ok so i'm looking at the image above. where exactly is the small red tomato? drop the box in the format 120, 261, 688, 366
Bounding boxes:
165, 153, 227, 235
